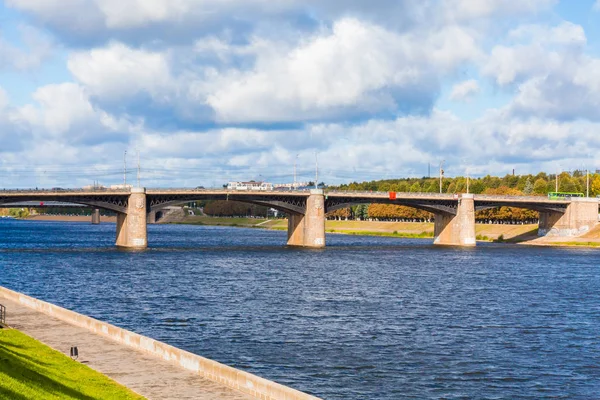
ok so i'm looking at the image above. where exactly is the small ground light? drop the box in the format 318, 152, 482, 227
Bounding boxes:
70, 346, 78, 360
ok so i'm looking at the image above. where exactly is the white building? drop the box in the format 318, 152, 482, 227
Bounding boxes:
273, 182, 310, 190
227, 181, 273, 191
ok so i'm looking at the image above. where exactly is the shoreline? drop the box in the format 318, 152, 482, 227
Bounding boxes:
20, 214, 600, 248
0, 286, 316, 400
26, 215, 117, 223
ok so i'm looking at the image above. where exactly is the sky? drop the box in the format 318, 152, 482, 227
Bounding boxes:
1, 0, 600, 188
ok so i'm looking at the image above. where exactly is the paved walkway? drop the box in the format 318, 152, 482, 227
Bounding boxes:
0, 297, 251, 400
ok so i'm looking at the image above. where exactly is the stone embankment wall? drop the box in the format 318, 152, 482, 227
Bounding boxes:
0, 286, 320, 400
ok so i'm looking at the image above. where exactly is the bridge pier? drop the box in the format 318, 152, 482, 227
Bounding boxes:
433, 194, 476, 246
147, 210, 157, 224
539, 197, 598, 237
115, 188, 148, 249
91, 208, 100, 224
287, 190, 325, 248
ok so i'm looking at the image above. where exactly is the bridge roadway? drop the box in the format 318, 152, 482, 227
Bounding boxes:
0, 189, 597, 248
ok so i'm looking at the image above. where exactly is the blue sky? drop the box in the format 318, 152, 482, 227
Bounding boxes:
1, 0, 600, 188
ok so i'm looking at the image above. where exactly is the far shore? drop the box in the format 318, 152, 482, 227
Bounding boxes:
26, 215, 117, 223
22, 214, 600, 247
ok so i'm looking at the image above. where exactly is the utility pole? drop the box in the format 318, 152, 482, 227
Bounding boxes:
587, 168, 590, 197
439, 160, 444, 194
315, 152, 319, 189
466, 166, 470, 194
294, 154, 298, 189
123, 150, 127, 187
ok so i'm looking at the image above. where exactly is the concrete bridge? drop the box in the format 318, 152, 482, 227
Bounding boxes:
0, 189, 598, 249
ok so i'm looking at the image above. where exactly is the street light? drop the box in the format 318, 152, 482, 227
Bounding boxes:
439, 160, 445, 194
461, 158, 470, 194
466, 166, 470, 194
123, 150, 127, 186
315, 152, 319, 189
293, 154, 299, 189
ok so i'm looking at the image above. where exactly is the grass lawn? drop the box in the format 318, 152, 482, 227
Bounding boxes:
0, 328, 145, 400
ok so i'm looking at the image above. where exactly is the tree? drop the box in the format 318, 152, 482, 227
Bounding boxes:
591, 175, 600, 196
559, 174, 577, 193
355, 204, 369, 220
469, 180, 485, 194
523, 178, 534, 195
409, 182, 421, 192
533, 178, 548, 195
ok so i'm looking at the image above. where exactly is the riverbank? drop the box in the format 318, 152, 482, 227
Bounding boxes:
174, 216, 540, 241
0, 327, 144, 399
176, 216, 600, 247
26, 215, 117, 223
20, 214, 600, 247
0, 287, 316, 400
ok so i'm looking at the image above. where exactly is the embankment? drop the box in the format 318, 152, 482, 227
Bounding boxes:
175, 216, 542, 242
26, 215, 117, 223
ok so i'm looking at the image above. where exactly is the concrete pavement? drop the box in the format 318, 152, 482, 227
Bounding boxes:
1, 297, 251, 400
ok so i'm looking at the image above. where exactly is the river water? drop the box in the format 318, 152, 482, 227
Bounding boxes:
1, 219, 599, 399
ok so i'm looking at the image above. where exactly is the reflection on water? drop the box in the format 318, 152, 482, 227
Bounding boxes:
1, 220, 600, 399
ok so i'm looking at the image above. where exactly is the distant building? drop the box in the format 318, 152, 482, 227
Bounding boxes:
110, 184, 133, 190
273, 182, 310, 190
226, 181, 273, 191
83, 183, 106, 190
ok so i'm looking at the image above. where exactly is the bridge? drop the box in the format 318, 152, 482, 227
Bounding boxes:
0, 188, 598, 248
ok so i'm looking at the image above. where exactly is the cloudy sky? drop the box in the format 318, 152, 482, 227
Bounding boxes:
1, 0, 600, 188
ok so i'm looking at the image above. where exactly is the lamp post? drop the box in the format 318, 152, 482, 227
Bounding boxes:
123, 150, 127, 186
315, 152, 319, 189
439, 160, 445, 194
585, 154, 591, 198
466, 166, 470, 194
293, 154, 299, 189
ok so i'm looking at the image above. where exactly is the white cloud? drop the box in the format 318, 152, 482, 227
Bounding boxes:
205, 18, 479, 123
443, 0, 557, 21
483, 22, 585, 86
68, 42, 173, 102
450, 79, 480, 101
508, 21, 586, 47
480, 22, 600, 121
15, 83, 137, 145
594, 0, 600, 11
6, 0, 600, 188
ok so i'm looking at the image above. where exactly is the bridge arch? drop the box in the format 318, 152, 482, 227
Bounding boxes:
146, 194, 308, 216
325, 197, 458, 216
0, 196, 128, 214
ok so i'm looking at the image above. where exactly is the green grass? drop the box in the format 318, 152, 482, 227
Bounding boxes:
0, 328, 145, 400
546, 241, 600, 247
332, 230, 434, 238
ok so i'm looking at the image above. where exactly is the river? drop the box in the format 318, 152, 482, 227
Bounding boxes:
1, 219, 599, 399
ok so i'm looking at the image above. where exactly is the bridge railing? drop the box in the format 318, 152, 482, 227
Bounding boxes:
0, 188, 131, 193
472, 194, 570, 202
324, 190, 457, 198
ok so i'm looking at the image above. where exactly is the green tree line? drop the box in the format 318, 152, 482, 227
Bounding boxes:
328, 171, 600, 222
